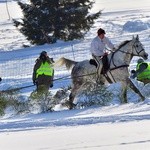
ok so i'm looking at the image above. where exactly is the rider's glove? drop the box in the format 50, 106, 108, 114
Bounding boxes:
112, 47, 116, 52
130, 70, 137, 79
33, 80, 37, 85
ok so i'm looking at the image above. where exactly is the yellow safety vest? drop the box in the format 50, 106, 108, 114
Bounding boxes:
136, 62, 150, 80
36, 62, 53, 78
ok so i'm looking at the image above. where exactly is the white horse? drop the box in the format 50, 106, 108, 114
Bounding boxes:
55, 35, 148, 109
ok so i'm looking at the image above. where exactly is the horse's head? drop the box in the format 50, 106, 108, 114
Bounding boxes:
132, 35, 148, 60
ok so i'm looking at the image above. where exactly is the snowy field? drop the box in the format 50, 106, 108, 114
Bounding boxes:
0, 0, 150, 150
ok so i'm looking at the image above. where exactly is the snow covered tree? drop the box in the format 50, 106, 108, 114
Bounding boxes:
13, 0, 101, 45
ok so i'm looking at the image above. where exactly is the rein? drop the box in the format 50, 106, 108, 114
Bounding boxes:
103, 40, 138, 83
109, 38, 145, 68
1, 73, 97, 93
116, 40, 145, 55
103, 64, 129, 84
110, 64, 129, 71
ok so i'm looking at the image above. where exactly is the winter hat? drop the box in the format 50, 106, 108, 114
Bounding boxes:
40, 51, 47, 56
40, 51, 47, 61
97, 28, 106, 35
137, 58, 144, 64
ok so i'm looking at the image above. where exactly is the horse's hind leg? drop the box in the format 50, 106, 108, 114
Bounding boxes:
127, 78, 145, 101
68, 91, 77, 109
65, 83, 80, 109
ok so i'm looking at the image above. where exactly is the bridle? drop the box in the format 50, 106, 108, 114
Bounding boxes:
110, 39, 145, 67
115, 39, 145, 56
104, 39, 145, 83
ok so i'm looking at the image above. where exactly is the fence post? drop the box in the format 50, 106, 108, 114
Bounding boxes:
6, 0, 11, 20
71, 44, 75, 60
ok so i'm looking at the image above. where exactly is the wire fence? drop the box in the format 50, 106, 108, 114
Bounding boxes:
0, 42, 92, 88
1, 44, 149, 86
0, 0, 150, 89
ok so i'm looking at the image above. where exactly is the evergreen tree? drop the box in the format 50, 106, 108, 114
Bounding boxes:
14, 0, 101, 45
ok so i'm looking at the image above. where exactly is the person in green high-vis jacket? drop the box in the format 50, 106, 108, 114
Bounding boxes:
32, 51, 54, 92
131, 58, 150, 84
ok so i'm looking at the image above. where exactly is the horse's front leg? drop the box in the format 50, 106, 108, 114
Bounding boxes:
121, 82, 128, 103
127, 78, 145, 101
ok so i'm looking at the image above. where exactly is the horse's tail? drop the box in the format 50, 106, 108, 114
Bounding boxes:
54, 57, 78, 70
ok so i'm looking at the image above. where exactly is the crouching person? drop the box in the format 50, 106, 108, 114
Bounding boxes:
130, 58, 150, 84
32, 51, 54, 93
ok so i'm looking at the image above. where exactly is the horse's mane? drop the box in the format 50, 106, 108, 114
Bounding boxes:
116, 40, 131, 50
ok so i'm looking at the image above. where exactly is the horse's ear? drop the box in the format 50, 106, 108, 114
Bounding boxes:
136, 35, 139, 40
132, 35, 135, 40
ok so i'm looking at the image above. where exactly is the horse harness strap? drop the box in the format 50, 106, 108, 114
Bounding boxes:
103, 64, 129, 84
103, 72, 113, 83
110, 64, 129, 71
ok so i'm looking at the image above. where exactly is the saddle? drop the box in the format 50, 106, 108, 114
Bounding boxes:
90, 55, 109, 74
89, 59, 98, 67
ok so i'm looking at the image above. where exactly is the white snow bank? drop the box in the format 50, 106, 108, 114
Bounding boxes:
123, 20, 150, 32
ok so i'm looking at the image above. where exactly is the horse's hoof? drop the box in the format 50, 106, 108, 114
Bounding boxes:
63, 101, 76, 110
140, 97, 145, 102
69, 103, 76, 110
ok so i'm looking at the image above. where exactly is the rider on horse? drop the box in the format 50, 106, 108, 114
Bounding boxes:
90, 28, 116, 75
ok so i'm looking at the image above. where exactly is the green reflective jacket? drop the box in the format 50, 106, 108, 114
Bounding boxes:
136, 62, 150, 80
36, 61, 53, 78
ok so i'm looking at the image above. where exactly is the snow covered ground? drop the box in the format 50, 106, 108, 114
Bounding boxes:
0, 0, 150, 149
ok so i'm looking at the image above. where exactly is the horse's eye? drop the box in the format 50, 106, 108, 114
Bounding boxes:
136, 45, 139, 47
